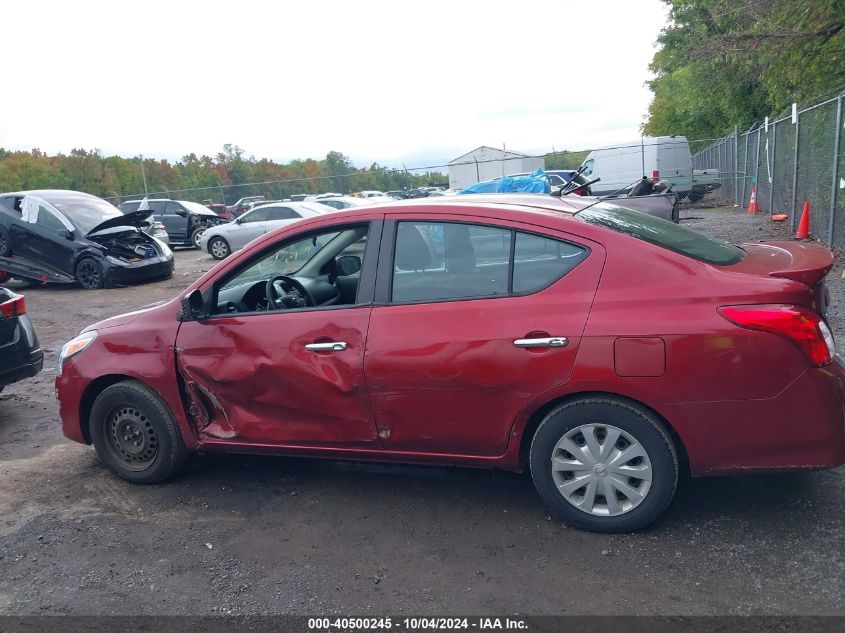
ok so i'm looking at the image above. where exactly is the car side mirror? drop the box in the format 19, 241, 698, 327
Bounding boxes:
235, 217, 243, 224
63, 229, 75, 240
180, 288, 208, 321
336, 254, 362, 276
174, 209, 188, 217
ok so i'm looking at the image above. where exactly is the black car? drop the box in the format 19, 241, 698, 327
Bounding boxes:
118, 199, 226, 248
0, 190, 174, 290
0, 286, 43, 391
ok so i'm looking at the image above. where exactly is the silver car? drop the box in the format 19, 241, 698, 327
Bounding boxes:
200, 202, 332, 260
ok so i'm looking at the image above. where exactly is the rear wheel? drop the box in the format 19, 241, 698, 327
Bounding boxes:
0, 227, 11, 257
75, 257, 104, 289
529, 397, 678, 533
190, 228, 206, 249
89, 380, 188, 484
208, 236, 231, 260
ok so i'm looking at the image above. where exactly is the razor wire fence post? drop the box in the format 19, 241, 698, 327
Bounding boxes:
791, 113, 801, 230
754, 127, 761, 197
769, 119, 777, 215
733, 126, 739, 205
739, 132, 749, 207
828, 94, 843, 245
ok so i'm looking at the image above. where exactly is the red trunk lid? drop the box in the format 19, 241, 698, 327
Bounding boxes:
729, 241, 833, 313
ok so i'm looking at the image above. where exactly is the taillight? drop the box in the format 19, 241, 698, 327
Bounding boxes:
718, 304, 836, 367
574, 187, 586, 196
0, 293, 26, 318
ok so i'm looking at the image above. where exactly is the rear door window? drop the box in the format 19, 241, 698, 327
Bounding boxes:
267, 207, 299, 220
390, 221, 588, 303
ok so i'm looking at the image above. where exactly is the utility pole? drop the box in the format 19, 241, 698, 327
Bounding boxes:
140, 155, 149, 197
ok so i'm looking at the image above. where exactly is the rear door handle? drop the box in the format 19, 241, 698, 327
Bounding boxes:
513, 337, 568, 349
305, 341, 348, 352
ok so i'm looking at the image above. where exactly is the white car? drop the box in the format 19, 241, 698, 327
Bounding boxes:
303, 195, 380, 210
200, 201, 331, 260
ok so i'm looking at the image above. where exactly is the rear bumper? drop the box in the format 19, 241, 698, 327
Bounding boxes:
669, 358, 845, 475
0, 315, 43, 389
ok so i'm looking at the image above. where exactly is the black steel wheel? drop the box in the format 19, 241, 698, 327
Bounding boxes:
75, 257, 104, 289
89, 380, 188, 483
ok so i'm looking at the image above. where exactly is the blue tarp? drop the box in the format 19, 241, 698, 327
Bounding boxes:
459, 168, 550, 194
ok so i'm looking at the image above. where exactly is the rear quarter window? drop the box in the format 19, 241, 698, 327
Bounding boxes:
579, 203, 744, 265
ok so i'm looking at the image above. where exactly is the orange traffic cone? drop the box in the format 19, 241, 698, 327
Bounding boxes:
747, 186, 759, 213
795, 200, 810, 239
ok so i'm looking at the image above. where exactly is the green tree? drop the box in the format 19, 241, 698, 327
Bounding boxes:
644, 0, 845, 138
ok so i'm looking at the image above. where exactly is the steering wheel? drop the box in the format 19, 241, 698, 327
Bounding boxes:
265, 275, 314, 309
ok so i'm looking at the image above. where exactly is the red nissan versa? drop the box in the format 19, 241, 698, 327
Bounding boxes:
55, 195, 845, 532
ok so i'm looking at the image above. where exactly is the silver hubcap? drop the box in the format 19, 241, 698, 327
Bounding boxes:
551, 424, 652, 516
193, 230, 205, 246
211, 239, 228, 258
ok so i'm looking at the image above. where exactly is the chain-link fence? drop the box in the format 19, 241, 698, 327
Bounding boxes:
693, 91, 845, 248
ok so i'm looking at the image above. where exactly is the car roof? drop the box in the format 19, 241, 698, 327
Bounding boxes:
356, 193, 589, 217
2, 189, 104, 200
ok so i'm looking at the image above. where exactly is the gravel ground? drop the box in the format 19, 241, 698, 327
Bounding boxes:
0, 208, 844, 616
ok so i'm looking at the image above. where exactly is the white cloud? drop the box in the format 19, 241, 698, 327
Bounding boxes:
2, 0, 667, 169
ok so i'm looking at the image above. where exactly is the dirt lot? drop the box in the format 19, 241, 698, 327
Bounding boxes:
1, 207, 844, 616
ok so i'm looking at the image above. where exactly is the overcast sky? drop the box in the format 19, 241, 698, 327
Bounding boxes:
3, 0, 668, 171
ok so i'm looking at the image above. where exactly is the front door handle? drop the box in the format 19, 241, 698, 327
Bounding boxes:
305, 341, 348, 352
513, 337, 568, 349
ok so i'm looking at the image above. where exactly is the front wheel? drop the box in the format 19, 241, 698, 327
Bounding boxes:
529, 398, 678, 533
89, 380, 188, 484
190, 228, 206, 249
75, 257, 104, 289
208, 236, 231, 260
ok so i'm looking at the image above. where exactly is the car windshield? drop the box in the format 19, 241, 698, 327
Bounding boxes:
578, 203, 745, 265
46, 193, 125, 234
181, 201, 216, 216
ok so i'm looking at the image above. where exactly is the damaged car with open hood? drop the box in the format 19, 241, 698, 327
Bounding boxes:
0, 190, 174, 289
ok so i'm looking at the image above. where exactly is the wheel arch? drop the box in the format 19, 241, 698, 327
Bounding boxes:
78, 374, 149, 443
517, 391, 690, 476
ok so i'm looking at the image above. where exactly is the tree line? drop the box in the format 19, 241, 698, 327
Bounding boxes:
0, 145, 589, 204
644, 0, 844, 139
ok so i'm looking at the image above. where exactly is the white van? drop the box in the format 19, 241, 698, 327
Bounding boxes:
580, 136, 693, 197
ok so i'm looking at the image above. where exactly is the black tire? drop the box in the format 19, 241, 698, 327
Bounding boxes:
75, 257, 105, 289
190, 228, 205, 249
0, 226, 12, 257
89, 380, 188, 484
529, 397, 678, 533
208, 236, 231, 260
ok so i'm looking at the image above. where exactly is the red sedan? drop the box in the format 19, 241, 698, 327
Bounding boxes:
55, 195, 845, 532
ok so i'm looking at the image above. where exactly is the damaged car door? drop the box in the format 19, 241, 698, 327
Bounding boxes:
174, 220, 382, 448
